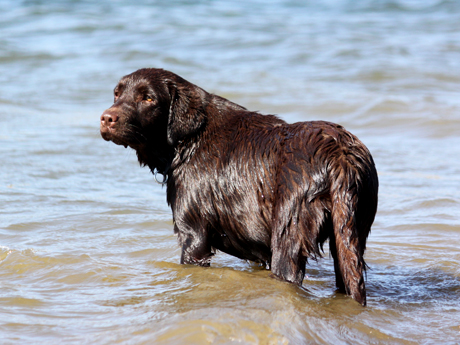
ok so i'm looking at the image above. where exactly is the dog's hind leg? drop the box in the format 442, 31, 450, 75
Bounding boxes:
328, 230, 346, 293
270, 195, 326, 286
270, 237, 307, 286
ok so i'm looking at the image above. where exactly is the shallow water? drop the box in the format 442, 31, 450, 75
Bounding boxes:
1, 0, 460, 344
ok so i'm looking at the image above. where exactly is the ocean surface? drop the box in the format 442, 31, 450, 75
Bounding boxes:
1, 0, 459, 344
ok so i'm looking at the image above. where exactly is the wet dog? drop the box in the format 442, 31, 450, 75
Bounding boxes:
100, 68, 378, 305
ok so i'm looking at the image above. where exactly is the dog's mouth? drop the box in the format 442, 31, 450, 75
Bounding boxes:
100, 126, 148, 150
100, 128, 129, 148
101, 111, 148, 150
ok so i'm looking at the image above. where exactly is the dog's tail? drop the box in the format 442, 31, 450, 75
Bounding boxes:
329, 145, 378, 306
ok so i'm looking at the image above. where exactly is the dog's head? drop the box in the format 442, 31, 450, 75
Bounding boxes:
100, 68, 207, 150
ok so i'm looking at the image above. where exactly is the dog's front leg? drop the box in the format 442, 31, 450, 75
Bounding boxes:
175, 225, 214, 267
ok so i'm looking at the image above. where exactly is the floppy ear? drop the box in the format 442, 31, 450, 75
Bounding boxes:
166, 81, 207, 146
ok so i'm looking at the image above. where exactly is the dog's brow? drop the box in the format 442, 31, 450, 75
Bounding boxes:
115, 82, 125, 93
136, 83, 156, 96
137, 85, 149, 92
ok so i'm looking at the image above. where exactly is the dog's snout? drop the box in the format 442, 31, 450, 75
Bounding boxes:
100, 112, 119, 127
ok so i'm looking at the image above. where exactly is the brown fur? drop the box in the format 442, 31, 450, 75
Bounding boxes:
100, 68, 378, 305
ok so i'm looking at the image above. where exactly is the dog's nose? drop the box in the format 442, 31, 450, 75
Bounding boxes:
100, 112, 119, 127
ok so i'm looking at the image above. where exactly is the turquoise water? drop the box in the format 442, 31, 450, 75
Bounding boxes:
1, 1, 459, 344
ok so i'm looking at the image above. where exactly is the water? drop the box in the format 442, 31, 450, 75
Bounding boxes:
1, 0, 460, 343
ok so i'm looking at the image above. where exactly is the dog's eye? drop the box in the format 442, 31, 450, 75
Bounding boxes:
143, 95, 154, 103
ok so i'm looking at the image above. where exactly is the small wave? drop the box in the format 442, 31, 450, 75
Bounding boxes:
0, 246, 12, 262
368, 265, 460, 307
341, 0, 460, 12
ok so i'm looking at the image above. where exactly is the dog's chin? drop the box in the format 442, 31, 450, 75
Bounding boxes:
100, 130, 129, 148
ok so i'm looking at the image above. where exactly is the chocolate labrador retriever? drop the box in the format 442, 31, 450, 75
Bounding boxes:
100, 68, 378, 305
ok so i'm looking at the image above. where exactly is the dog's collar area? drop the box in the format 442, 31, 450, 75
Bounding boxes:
154, 169, 168, 185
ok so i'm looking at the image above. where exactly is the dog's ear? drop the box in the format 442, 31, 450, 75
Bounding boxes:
166, 80, 207, 146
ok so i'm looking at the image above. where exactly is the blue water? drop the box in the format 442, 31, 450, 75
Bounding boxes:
1, 1, 460, 344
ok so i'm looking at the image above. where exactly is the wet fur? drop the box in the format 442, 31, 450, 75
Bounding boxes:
100, 68, 379, 306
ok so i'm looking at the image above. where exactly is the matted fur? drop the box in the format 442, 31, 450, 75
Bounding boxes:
100, 68, 378, 305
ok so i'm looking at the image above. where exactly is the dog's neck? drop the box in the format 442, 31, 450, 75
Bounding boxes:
142, 96, 247, 183
136, 142, 174, 177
